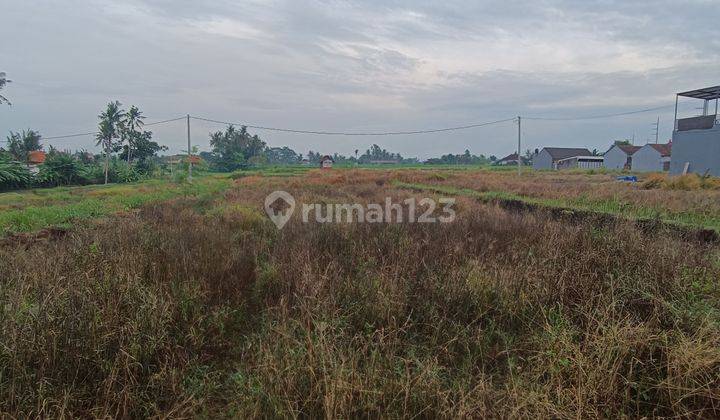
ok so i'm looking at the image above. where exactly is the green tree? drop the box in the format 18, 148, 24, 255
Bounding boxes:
0, 72, 10, 106
266, 146, 301, 164
6, 129, 42, 161
120, 105, 146, 163
96, 101, 125, 184
118, 131, 165, 165
207, 125, 267, 171
306, 151, 322, 163
0, 154, 32, 191
358, 144, 403, 163
37, 150, 85, 187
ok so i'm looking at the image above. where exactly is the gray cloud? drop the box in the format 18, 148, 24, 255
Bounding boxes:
0, 0, 718, 158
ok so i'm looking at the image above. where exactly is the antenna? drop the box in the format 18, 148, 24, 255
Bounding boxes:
652, 116, 660, 144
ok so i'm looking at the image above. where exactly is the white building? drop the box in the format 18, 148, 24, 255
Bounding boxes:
495, 153, 520, 166
603, 144, 640, 170
532, 147, 592, 170
319, 155, 334, 169
669, 85, 720, 176
631, 143, 671, 172
556, 155, 604, 170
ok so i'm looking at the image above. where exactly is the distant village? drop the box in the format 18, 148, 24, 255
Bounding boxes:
13, 85, 720, 179
495, 86, 719, 176
301, 85, 720, 177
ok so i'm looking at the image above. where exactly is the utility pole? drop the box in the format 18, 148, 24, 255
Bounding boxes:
653, 116, 660, 144
186, 114, 192, 182
517, 116, 522, 176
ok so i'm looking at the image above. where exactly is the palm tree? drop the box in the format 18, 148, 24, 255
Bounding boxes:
122, 105, 145, 163
0, 72, 10, 106
6, 130, 42, 161
96, 101, 125, 184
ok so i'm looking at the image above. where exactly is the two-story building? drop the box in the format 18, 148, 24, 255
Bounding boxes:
669, 86, 720, 176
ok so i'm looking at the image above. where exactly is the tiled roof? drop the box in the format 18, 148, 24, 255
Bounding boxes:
648, 143, 672, 157
27, 150, 46, 164
543, 147, 592, 160
616, 144, 641, 155
497, 153, 519, 162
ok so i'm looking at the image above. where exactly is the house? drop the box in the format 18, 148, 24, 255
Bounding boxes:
319, 155, 334, 169
603, 144, 641, 170
496, 153, 521, 166
632, 143, 671, 172
532, 147, 593, 170
27, 150, 46, 174
555, 155, 604, 170
669, 85, 720, 176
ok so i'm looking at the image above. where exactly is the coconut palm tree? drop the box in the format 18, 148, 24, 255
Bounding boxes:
96, 101, 125, 184
0, 72, 11, 106
122, 105, 145, 163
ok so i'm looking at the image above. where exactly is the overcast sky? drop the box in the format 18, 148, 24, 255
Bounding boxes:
1, 0, 718, 158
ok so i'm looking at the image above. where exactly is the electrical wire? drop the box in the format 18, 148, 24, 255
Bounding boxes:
191, 115, 517, 136
1, 101, 682, 145
35, 116, 187, 141
523, 104, 674, 121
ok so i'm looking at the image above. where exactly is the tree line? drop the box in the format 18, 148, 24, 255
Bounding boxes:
0, 100, 167, 192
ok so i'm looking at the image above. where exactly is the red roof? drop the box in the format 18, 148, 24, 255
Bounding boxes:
648, 143, 672, 157
27, 150, 46, 164
616, 144, 641, 155
187, 155, 202, 164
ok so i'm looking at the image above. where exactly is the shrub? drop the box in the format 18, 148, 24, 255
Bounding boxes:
0, 157, 33, 191
641, 173, 666, 189
36, 152, 87, 187
664, 174, 703, 190
108, 160, 141, 183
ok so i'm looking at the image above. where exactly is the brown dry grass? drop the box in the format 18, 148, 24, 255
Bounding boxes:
394, 169, 720, 219
1, 171, 719, 418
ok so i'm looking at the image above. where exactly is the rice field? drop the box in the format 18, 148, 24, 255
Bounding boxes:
1, 168, 719, 417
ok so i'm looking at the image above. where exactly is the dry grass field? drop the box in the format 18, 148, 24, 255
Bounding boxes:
1, 168, 719, 417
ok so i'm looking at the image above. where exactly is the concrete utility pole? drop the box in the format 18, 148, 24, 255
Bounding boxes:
186, 114, 192, 182
517, 116, 522, 176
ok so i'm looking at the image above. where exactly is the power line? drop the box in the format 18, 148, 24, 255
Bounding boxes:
191, 115, 517, 136
1, 101, 682, 145
524, 104, 674, 121
30, 116, 187, 141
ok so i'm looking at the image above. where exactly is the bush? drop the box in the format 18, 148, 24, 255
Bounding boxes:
641, 173, 666, 189
0, 157, 33, 191
642, 173, 720, 191
665, 174, 703, 190
36, 152, 88, 187
108, 160, 142, 183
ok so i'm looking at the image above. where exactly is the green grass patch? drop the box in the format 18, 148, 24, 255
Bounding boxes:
0, 175, 233, 235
